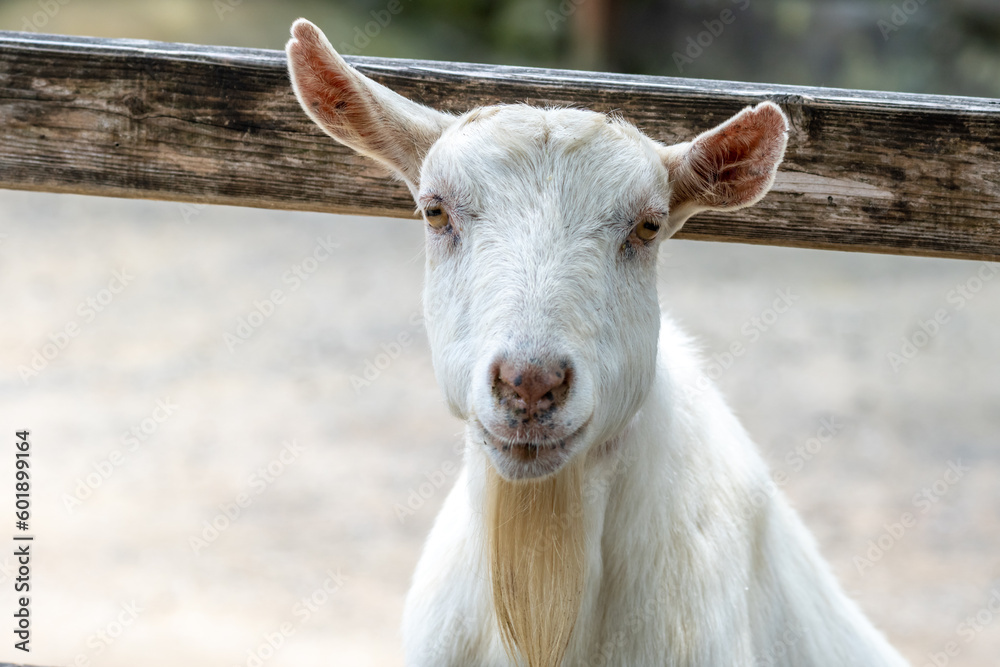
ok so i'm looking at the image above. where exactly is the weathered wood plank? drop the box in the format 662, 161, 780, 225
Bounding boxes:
1, 31, 999, 260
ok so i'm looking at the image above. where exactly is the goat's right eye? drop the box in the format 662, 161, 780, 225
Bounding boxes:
424, 207, 450, 230
635, 221, 660, 242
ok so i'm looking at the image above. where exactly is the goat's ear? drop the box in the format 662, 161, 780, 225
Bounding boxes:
286, 19, 454, 194
658, 102, 788, 235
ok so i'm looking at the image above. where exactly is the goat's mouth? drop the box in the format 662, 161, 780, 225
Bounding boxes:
476, 420, 589, 481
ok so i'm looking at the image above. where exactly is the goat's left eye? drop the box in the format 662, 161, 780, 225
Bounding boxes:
424, 207, 450, 230
634, 220, 660, 242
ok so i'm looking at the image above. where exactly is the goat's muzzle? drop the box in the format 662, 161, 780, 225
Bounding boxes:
492, 358, 572, 426
479, 355, 586, 479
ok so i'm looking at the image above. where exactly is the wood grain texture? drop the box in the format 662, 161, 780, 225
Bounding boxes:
1, 31, 999, 260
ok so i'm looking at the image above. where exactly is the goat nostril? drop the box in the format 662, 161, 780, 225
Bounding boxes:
493, 358, 573, 420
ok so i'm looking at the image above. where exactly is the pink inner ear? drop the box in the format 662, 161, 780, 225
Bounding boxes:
687, 103, 788, 209
286, 19, 454, 187
287, 23, 368, 140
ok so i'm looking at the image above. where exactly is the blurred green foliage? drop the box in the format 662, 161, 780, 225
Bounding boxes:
1, 0, 998, 97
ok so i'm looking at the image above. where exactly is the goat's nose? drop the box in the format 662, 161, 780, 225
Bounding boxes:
493, 359, 572, 420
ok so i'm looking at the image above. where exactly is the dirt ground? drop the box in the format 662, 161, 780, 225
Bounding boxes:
0, 187, 997, 667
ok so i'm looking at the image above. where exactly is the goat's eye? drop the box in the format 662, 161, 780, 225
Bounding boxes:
424, 207, 450, 230
635, 220, 660, 242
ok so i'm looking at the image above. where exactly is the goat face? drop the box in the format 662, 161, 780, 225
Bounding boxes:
419, 107, 667, 480
286, 18, 789, 481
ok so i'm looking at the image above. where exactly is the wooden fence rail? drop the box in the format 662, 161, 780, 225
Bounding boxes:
1, 31, 999, 260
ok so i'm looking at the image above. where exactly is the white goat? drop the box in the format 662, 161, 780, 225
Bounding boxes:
286, 19, 910, 667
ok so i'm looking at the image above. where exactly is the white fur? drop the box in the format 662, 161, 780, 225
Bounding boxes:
285, 19, 910, 666
404, 318, 909, 665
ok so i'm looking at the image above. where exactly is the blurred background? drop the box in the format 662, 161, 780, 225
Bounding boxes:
1, 1, 999, 666
3, 0, 1000, 95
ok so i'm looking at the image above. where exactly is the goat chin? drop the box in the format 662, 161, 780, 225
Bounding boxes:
485, 455, 588, 667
